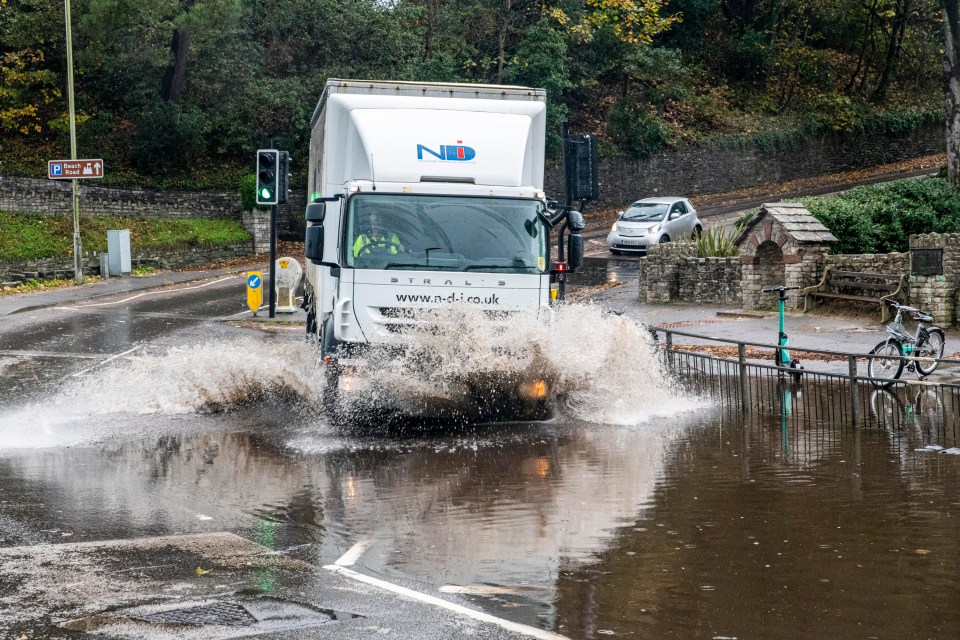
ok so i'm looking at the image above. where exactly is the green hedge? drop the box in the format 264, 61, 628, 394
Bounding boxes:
801, 177, 960, 254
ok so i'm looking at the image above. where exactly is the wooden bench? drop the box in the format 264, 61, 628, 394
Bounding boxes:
801, 267, 905, 322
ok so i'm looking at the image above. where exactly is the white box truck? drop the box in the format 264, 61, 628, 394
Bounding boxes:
303, 79, 587, 424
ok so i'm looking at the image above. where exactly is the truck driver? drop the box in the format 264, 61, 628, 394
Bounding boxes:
353, 211, 406, 257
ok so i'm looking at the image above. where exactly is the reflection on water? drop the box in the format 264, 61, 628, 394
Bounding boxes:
1, 398, 959, 639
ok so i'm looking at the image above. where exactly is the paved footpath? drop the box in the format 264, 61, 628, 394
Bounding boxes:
587, 281, 960, 381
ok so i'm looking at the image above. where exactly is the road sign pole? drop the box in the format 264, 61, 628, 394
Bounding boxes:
269, 204, 277, 318
64, 0, 82, 284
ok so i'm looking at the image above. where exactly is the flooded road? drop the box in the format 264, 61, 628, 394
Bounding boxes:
1, 274, 959, 638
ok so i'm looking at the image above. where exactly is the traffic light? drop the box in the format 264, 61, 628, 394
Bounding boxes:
277, 151, 292, 204
256, 149, 279, 205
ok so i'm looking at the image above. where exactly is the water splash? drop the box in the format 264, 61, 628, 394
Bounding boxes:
0, 340, 325, 449
333, 302, 703, 425
0, 303, 704, 448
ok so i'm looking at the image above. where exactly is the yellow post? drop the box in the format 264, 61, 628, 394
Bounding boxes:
246, 271, 263, 316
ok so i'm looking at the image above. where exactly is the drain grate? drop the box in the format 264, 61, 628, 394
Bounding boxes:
135, 601, 257, 627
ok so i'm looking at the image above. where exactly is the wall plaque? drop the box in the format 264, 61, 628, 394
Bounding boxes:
911, 248, 943, 276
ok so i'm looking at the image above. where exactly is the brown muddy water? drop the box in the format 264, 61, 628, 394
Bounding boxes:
1, 296, 959, 638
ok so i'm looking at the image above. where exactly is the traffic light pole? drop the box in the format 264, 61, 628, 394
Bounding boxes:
269, 204, 277, 318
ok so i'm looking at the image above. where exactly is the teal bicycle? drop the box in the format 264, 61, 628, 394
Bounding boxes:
867, 300, 945, 388
763, 285, 803, 382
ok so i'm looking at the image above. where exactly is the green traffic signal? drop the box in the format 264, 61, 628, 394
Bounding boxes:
255, 149, 279, 205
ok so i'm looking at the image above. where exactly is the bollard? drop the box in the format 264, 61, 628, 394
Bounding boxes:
848, 354, 859, 426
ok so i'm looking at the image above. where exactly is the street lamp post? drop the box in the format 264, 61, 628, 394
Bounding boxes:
64, 0, 82, 284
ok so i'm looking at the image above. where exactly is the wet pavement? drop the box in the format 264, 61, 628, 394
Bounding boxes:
2, 263, 960, 639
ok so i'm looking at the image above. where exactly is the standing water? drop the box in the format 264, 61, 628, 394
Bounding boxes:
0, 301, 958, 639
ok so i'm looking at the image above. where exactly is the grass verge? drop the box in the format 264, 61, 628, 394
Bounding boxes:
0, 212, 251, 261
0, 275, 103, 296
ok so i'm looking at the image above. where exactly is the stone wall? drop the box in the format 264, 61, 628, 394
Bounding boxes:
0, 175, 306, 241
634, 233, 960, 327
824, 252, 910, 274
678, 256, 742, 304
637, 243, 742, 305
0, 242, 253, 285
544, 121, 944, 210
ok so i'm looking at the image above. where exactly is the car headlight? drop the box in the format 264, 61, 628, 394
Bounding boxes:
649, 224, 660, 234
611, 222, 618, 232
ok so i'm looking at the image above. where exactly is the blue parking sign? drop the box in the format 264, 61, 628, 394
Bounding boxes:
51, 164, 62, 176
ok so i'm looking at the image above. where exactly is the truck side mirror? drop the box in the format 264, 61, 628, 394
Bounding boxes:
305, 201, 326, 223
567, 210, 585, 271
305, 225, 324, 263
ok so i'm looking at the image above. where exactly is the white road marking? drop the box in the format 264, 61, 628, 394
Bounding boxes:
227, 304, 269, 318
439, 584, 545, 595
55, 276, 237, 310
69, 346, 141, 378
334, 540, 375, 567
324, 564, 571, 640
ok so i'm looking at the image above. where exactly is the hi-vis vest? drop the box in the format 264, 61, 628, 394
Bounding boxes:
354, 233, 400, 257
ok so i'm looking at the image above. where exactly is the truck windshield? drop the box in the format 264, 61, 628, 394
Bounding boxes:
345, 194, 547, 274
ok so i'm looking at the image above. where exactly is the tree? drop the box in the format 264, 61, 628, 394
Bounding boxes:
944, 0, 960, 187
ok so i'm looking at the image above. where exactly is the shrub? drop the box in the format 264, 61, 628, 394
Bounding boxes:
607, 100, 671, 158
802, 177, 960, 254
238, 173, 262, 212
692, 227, 739, 257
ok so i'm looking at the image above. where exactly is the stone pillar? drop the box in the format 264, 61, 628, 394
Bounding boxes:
242, 209, 271, 254
909, 233, 960, 326
637, 256, 649, 302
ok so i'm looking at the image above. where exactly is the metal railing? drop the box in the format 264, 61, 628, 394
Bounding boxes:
652, 326, 960, 439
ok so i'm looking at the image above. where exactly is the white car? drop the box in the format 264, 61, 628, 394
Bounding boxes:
607, 197, 702, 255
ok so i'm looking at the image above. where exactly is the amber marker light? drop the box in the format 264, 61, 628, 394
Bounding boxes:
520, 379, 548, 400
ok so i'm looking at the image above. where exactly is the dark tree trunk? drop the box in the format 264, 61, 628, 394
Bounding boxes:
161, 29, 191, 104
160, 0, 197, 104
422, 0, 443, 62
873, 0, 912, 102
944, 0, 960, 187
846, 0, 878, 95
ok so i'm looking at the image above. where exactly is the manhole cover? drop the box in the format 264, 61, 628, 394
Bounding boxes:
135, 601, 256, 626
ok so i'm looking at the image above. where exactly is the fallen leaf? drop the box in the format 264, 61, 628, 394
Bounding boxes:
914, 549, 930, 555
196, 567, 210, 576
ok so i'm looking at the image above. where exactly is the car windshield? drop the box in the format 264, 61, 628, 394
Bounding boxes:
622, 203, 668, 222
345, 194, 547, 274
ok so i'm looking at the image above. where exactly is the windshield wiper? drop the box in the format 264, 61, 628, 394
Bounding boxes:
463, 264, 534, 272
383, 262, 447, 270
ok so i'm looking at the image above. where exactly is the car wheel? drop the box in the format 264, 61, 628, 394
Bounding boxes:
658, 235, 670, 244
693, 225, 703, 238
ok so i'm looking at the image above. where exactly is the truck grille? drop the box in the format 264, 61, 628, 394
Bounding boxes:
374, 307, 519, 335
